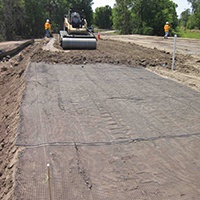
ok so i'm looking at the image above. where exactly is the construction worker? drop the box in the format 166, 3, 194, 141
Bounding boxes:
164, 22, 170, 39
44, 19, 51, 38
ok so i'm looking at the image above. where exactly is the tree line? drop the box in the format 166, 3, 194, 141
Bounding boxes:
112, 0, 178, 35
0, 0, 93, 40
179, 0, 200, 30
0, 0, 199, 41
94, 0, 200, 35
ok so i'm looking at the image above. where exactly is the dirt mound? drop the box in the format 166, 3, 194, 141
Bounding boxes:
32, 38, 200, 90
0, 43, 38, 200
32, 39, 187, 69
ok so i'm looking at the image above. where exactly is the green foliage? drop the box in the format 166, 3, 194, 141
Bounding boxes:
2, 0, 198, 40
194, 4, 200, 28
176, 26, 200, 38
0, 0, 26, 40
185, 0, 200, 29
112, 0, 132, 34
23, 0, 47, 38
187, 15, 196, 29
112, 0, 178, 36
180, 9, 191, 28
0, 0, 94, 40
187, 0, 200, 12
94, 6, 112, 29
142, 27, 153, 35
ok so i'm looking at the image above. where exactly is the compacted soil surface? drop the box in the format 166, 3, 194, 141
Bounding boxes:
0, 35, 199, 199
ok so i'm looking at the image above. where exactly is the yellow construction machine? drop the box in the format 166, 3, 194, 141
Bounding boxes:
60, 9, 96, 49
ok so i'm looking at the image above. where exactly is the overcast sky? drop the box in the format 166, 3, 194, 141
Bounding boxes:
92, 0, 191, 17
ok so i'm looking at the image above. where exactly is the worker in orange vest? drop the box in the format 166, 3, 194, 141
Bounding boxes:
44, 19, 51, 38
164, 22, 170, 39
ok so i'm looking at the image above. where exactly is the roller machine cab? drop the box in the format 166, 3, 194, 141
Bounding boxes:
60, 9, 96, 49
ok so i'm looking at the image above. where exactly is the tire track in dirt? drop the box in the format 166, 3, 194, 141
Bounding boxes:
15, 62, 200, 199
1, 36, 199, 199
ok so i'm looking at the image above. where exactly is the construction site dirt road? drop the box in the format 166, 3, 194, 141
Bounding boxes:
0, 34, 200, 199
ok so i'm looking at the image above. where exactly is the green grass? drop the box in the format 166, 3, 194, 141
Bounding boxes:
176, 27, 200, 39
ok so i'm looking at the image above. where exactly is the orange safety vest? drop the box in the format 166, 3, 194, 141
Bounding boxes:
164, 24, 170, 32
44, 22, 51, 30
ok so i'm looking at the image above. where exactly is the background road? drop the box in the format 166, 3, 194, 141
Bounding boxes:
15, 62, 200, 199
102, 34, 200, 56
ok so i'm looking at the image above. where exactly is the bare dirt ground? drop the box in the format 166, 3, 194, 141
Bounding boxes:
101, 34, 200, 91
0, 41, 30, 53
0, 42, 38, 200
0, 34, 200, 199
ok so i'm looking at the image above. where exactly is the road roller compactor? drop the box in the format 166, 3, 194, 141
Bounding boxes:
60, 10, 96, 49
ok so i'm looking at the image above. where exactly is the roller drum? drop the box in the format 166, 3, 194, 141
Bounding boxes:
61, 38, 96, 49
